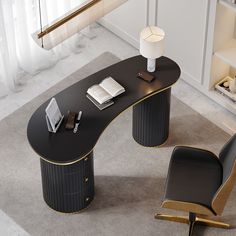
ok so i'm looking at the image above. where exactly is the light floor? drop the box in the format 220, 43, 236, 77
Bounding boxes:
0, 210, 30, 236
0, 23, 235, 134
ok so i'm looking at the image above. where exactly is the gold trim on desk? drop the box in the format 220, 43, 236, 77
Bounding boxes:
31, 81, 178, 166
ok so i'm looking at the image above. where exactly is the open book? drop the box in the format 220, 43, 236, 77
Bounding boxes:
87, 77, 125, 105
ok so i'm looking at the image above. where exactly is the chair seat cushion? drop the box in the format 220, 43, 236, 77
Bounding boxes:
164, 146, 223, 213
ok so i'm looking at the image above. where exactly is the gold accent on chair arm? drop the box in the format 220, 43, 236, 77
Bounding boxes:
162, 200, 215, 216
212, 162, 236, 215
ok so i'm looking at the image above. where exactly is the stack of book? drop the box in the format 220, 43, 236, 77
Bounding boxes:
87, 77, 125, 110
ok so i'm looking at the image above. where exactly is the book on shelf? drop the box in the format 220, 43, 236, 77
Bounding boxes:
87, 77, 125, 110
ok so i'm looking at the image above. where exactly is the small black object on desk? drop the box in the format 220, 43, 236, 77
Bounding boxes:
137, 70, 155, 82
65, 111, 77, 130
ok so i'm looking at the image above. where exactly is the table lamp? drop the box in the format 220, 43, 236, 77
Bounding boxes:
140, 26, 165, 73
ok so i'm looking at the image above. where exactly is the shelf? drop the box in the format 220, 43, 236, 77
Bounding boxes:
214, 39, 236, 68
219, 0, 236, 13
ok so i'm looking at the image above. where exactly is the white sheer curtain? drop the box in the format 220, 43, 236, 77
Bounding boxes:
0, 0, 84, 98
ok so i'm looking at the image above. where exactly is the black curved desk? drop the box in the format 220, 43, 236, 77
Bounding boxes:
27, 55, 180, 213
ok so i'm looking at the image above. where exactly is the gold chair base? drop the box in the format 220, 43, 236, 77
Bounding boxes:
155, 213, 230, 229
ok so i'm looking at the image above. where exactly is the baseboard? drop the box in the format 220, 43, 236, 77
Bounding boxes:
98, 18, 139, 49
180, 71, 236, 130
181, 70, 204, 92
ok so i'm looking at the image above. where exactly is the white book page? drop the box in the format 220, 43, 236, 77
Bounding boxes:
100, 77, 125, 97
45, 98, 62, 131
87, 85, 112, 104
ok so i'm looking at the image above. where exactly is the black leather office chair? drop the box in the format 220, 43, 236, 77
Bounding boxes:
155, 134, 236, 236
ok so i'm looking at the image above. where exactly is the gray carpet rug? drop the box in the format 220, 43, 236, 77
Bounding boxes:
0, 52, 234, 236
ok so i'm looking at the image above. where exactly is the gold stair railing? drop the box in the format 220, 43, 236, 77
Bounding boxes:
33, 0, 128, 49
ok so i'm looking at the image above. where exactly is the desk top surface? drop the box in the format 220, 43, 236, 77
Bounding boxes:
27, 55, 180, 165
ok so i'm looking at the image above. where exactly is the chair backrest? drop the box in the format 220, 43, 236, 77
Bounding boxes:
212, 134, 236, 215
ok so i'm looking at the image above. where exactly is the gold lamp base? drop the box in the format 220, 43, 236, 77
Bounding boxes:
155, 213, 230, 229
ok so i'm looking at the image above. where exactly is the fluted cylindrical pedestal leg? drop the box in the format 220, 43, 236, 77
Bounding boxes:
40, 152, 94, 213
132, 88, 171, 146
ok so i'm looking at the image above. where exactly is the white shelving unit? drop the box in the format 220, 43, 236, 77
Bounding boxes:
210, 1, 236, 113
214, 39, 236, 68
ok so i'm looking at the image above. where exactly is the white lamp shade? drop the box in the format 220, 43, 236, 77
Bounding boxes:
140, 26, 165, 59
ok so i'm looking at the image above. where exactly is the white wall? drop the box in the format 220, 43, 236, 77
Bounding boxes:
98, 0, 236, 116
99, 0, 158, 48
100, 0, 211, 89
157, 0, 210, 87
